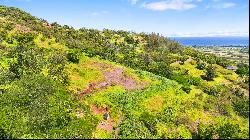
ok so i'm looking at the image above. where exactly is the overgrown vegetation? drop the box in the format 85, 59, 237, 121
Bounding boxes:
0, 5, 249, 139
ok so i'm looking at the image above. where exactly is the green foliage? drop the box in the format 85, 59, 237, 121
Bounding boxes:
179, 55, 189, 65
118, 115, 154, 139
236, 63, 249, 76
47, 52, 69, 84
67, 49, 81, 63
184, 47, 233, 67
203, 65, 216, 81
196, 62, 206, 70
233, 96, 249, 118
200, 83, 224, 96
0, 128, 9, 139
197, 121, 246, 139
0, 74, 97, 138
159, 107, 177, 123
0, 66, 15, 86
7, 45, 44, 79
172, 73, 202, 93
140, 112, 158, 135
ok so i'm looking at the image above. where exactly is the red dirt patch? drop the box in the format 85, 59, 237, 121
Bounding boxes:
78, 67, 147, 97
42, 22, 53, 29
91, 104, 114, 133
97, 119, 114, 133
91, 105, 109, 115
104, 68, 144, 90
15, 24, 32, 33
79, 83, 96, 96
95, 82, 110, 89
79, 82, 110, 97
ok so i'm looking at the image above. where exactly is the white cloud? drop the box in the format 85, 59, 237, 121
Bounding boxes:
206, 2, 236, 9
222, 2, 236, 8
142, 0, 197, 11
128, 0, 139, 5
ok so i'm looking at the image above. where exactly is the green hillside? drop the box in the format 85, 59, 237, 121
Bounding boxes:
0, 5, 249, 139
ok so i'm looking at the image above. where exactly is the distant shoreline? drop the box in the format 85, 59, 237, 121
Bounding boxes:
186, 45, 249, 47
170, 37, 249, 47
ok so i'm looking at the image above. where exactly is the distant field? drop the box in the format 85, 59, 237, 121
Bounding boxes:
195, 46, 249, 64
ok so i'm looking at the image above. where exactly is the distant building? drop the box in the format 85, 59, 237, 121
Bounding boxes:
226, 66, 238, 71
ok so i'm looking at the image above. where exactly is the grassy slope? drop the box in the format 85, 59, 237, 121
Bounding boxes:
67, 55, 248, 139
0, 5, 249, 139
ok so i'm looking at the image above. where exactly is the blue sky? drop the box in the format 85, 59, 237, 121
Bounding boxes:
0, 0, 249, 37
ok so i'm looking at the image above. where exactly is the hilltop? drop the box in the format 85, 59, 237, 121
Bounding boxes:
0, 5, 249, 139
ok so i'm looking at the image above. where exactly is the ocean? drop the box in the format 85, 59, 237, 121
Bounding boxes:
170, 37, 249, 47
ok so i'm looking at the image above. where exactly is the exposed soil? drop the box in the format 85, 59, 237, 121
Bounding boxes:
104, 68, 139, 90
97, 119, 114, 133
15, 24, 32, 33
79, 66, 149, 134
187, 119, 201, 134
91, 104, 114, 133
42, 22, 53, 29
79, 83, 96, 96
79, 67, 147, 96
80, 65, 149, 133
95, 82, 110, 89
91, 105, 109, 115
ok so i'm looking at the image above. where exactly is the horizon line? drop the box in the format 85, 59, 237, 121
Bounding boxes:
168, 36, 249, 38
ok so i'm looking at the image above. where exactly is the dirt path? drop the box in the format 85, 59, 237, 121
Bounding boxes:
91, 104, 114, 133
97, 119, 114, 133
83, 67, 147, 133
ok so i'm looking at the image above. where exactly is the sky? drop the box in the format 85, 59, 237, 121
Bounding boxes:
0, 0, 249, 37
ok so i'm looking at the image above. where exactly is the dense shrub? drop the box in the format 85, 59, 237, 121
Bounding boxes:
67, 49, 81, 63
236, 63, 249, 76
0, 128, 8, 139
202, 65, 216, 81
119, 115, 154, 139
200, 83, 224, 96
0, 74, 97, 138
233, 96, 249, 117
172, 74, 202, 93
140, 112, 158, 135
196, 62, 206, 70
197, 122, 245, 139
